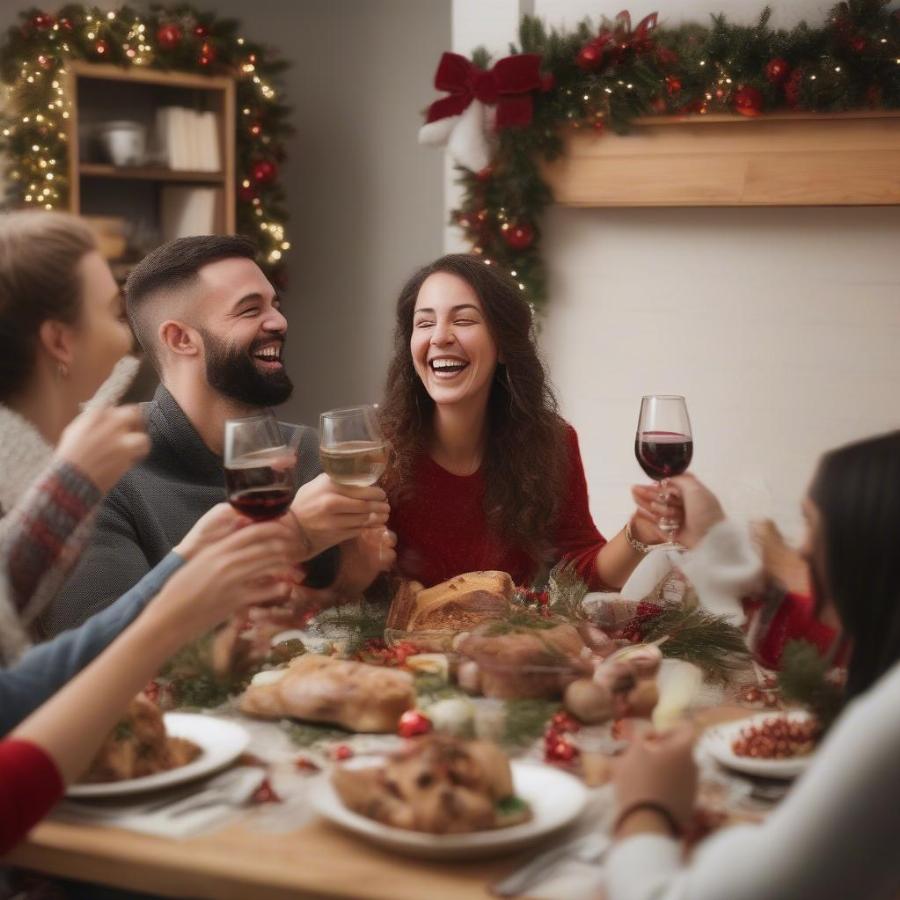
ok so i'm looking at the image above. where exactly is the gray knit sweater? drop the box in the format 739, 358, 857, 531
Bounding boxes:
40, 385, 335, 636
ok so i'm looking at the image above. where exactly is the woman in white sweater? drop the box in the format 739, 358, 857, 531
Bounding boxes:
607, 430, 900, 900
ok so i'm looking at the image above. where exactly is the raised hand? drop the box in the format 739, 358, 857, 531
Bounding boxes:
56, 404, 150, 492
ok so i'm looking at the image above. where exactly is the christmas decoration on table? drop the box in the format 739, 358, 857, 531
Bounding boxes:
421, 1, 900, 304
777, 639, 845, 731
0, 4, 294, 282
543, 708, 581, 764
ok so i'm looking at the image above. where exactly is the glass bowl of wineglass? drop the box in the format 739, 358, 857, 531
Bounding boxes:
634, 395, 693, 541
224, 413, 298, 520
319, 405, 389, 561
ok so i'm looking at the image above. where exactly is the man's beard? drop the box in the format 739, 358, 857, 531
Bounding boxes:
198, 327, 293, 407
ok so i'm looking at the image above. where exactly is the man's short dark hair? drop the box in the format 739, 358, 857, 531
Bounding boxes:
125, 234, 257, 367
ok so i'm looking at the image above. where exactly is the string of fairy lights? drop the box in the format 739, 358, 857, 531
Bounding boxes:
0, 6, 292, 278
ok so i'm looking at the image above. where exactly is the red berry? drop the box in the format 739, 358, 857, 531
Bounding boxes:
397, 710, 433, 738
331, 744, 354, 761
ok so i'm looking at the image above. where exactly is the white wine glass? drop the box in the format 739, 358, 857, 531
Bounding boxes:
319, 405, 389, 562
634, 395, 693, 541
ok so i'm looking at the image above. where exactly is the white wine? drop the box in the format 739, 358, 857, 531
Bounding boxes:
320, 441, 387, 487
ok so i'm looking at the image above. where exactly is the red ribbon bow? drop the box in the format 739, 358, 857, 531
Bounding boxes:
578, 10, 658, 69
425, 52, 542, 129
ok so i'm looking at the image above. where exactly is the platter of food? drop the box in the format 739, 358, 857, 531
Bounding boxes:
701, 710, 819, 779
310, 735, 589, 859
68, 703, 250, 798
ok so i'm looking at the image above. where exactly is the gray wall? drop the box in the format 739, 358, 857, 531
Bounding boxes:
0, 0, 450, 425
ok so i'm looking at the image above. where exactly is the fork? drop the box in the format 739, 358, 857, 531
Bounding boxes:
490, 832, 610, 898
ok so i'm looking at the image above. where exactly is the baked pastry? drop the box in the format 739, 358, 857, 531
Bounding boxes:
386, 571, 514, 633
239, 654, 416, 733
332, 734, 531, 833
81, 694, 200, 783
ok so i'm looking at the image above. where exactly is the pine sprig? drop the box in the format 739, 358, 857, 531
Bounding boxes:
547, 562, 589, 621
641, 605, 751, 684
501, 698, 559, 748
778, 639, 844, 730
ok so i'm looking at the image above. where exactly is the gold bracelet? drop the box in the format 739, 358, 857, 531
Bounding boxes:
625, 519, 654, 555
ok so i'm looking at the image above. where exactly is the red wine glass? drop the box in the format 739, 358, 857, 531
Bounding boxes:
224, 414, 297, 520
635, 395, 693, 540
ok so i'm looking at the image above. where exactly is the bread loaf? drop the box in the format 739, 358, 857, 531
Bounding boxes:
239, 654, 416, 733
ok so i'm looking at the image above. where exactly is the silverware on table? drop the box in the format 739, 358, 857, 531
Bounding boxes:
490, 832, 610, 898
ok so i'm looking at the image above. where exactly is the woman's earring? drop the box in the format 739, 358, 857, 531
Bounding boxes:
56, 361, 69, 379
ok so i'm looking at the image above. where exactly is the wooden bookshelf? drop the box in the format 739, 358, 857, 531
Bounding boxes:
79, 163, 227, 184
62, 61, 236, 258
541, 110, 900, 207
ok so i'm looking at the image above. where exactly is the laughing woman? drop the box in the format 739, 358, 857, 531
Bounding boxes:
380, 254, 674, 589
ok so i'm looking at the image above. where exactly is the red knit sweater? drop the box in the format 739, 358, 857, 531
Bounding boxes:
389, 425, 607, 588
0, 738, 64, 855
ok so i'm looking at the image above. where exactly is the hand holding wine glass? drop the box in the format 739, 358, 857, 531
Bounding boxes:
319, 405, 390, 564
224, 414, 297, 521
635, 395, 693, 541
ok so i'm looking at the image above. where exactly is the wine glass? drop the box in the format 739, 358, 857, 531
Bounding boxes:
224, 413, 297, 520
319, 405, 388, 560
634, 395, 693, 540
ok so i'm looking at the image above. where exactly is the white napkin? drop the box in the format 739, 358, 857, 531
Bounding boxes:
52, 766, 266, 839
619, 547, 681, 602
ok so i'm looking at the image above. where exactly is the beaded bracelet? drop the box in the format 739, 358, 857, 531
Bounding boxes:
612, 800, 682, 839
625, 519, 656, 555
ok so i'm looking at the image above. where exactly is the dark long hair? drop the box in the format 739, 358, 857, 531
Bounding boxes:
810, 430, 900, 699
380, 254, 569, 562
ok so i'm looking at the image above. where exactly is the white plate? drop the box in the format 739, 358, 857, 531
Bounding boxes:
702, 711, 815, 780
68, 713, 250, 798
310, 760, 589, 860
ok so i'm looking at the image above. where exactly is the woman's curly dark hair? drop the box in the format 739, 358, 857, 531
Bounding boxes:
380, 254, 570, 564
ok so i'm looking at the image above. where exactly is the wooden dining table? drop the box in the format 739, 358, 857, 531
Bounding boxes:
6, 705, 759, 900
8, 814, 524, 900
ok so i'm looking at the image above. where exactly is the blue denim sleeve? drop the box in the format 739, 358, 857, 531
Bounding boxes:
0, 552, 184, 735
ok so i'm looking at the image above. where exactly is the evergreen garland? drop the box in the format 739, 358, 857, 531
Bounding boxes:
437, 1, 900, 303
778, 638, 844, 730
0, 3, 293, 281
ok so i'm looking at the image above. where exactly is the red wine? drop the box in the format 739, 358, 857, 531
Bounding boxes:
635, 431, 693, 480
225, 449, 296, 520
229, 487, 293, 520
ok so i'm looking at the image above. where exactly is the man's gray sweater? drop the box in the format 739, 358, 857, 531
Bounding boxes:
40, 386, 335, 636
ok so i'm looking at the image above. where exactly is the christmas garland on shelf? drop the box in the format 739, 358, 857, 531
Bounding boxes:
0, 3, 293, 282
419, 1, 900, 303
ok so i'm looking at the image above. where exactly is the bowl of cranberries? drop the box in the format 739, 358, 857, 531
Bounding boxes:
701, 710, 821, 779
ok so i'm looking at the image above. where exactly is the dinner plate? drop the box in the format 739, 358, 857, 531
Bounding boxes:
701, 710, 815, 780
310, 760, 589, 860
67, 713, 250, 798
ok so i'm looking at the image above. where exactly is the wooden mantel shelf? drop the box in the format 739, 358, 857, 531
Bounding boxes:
541, 110, 900, 206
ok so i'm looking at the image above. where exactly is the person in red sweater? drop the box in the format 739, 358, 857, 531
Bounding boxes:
380, 254, 675, 589
0, 506, 300, 856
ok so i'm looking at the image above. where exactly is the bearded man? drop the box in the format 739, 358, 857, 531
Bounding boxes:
42, 235, 392, 635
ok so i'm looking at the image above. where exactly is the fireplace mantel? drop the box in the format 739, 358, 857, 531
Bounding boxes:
541, 110, 900, 207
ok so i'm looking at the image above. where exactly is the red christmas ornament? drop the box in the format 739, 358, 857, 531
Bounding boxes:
733, 85, 763, 117
576, 42, 603, 71
194, 24, 209, 38
475, 165, 494, 183
31, 13, 54, 30
765, 57, 791, 85
94, 40, 109, 56
156, 23, 183, 50
331, 744, 354, 761
58, 17, 73, 32
199, 42, 216, 66
397, 710, 433, 738
540, 72, 556, 93
252, 159, 277, 183
249, 122, 263, 137
850, 35, 866, 53
37, 54, 53, 70
665, 75, 682, 95
503, 222, 535, 250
